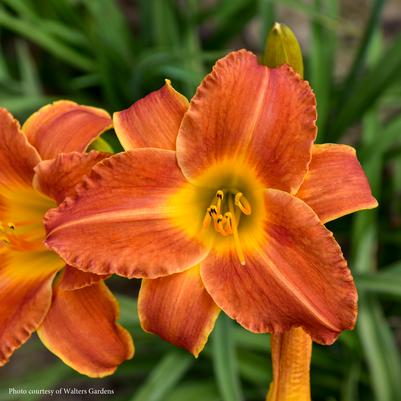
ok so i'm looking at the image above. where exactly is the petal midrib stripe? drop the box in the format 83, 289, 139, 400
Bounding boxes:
48, 207, 176, 235
257, 249, 341, 332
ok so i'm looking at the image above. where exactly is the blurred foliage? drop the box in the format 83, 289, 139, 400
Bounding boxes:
0, 0, 401, 401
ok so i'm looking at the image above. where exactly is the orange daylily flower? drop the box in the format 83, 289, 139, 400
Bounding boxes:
45, 50, 377, 357
0, 103, 133, 377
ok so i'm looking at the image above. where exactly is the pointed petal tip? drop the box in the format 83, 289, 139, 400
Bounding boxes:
113, 81, 188, 151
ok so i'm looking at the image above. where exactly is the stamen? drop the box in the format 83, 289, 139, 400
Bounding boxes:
235, 193, 252, 215
203, 208, 212, 228
216, 190, 224, 214
215, 215, 229, 236
214, 214, 222, 232
227, 196, 246, 266
224, 211, 245, 265
223, 212, 233, 235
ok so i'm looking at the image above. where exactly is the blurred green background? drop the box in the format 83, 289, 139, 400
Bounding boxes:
1, 0, 401, 400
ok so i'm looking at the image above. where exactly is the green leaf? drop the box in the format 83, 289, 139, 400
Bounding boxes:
328, 33, 401, 138
164, 381, 221, 401
0, 8, 94, 71
0, 96, 54, 117
232, 327, 269, 352
340, 360, 361, 401
357, 295, 401, 401
212, 315, 244, 401
355, 272, 401, 297
0, 362, 71, 401
16, 40, 42, 96
117, 293, 139, 327
204, 0, 257, 49
237, 349, 271, 384
259, 0, 276, 49
309, 0, 338, 139
338, 0, 385, 106
129, 351, 193, 401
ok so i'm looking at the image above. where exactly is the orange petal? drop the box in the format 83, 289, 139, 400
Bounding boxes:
266, 327, 312, 401
0, 249, 64, 366
37, 281, 134, 377
0, 108, 40, 188
296, 144, 378, 223
33, 151, 110, 204
114, 80, 188, 151
201, 189, 357, 344
22, 101, 112, 160
59, 265, 109, 291
138, 265, 220, 357
176, 50, 317, 193
45, 149, 209, 278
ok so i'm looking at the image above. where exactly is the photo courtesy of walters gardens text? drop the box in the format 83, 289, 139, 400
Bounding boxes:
8, 387, 115, 397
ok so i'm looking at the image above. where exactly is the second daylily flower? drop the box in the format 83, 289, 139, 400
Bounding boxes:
0, 103, 133, 376
45, 50, 377, 356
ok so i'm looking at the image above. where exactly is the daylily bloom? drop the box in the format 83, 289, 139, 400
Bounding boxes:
0, 103, 133, 377
45, 50, 377, 358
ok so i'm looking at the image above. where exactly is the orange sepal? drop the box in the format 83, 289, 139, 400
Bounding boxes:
201, 189, 357, 344
22, 101, 112, 160
45, 149, 209, 278
33, 151, 110, 204
37, 281, 134, 378
176, 50, 317, 193
0, 108, 40, 188
138, 266, 220, 357
266, 327, 312, 401
296, 144, 378, 223
114, 80, 188, 151
0, 250, 64, 365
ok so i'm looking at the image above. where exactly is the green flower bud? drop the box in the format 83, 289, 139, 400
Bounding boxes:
263, 22, 304, 78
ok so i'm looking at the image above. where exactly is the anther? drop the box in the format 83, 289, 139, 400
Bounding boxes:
1, 237, 10, 245
210, 205, 219, 222
7, 223, 15, 230
234, 193, 252, 215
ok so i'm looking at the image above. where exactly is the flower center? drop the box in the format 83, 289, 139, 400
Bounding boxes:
202, 189, 252, 265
